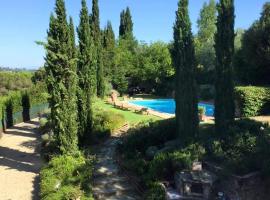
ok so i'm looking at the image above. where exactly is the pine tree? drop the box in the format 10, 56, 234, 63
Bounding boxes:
214, 0, 235, 136
77, 0, 95, 143
44, 0, 78, 154
172, 0, 199, 141
90, 0, 105, 97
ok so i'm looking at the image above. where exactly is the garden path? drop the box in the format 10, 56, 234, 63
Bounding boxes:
0, 119, 41, 200
92, 124, 142, 200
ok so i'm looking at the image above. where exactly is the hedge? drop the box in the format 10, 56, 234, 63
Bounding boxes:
235, 86, 270, 117
0, 83, 49, 130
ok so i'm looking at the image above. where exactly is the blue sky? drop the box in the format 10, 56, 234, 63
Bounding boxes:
0, 0, 268, 69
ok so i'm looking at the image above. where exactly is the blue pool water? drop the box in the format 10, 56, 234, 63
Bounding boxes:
129, 99, 214, 117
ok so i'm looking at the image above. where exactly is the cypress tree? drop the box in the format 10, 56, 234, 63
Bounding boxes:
214, 0, 235, 135
22, 92, 30, 122
77, 0, 95, 143
44, 0, 78, 154
90, 0, 105, 97
102, 21, 116, 79
172, 0, 199, 141
119, 7, 133, 39
69, 17, 77, 60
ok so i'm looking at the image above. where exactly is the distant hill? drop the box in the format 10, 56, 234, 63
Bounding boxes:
0, 66, 38, 72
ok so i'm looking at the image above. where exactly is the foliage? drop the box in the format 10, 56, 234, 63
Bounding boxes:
120, 119, 176, 155
144, 182, 166, 200
195, 0, 217, 84
22, 92, 30, 122
235, 3, 270, 85
44, 0, 78, 154
40, 154, 94, 200
235, 86, 270, 117
32, 68, 46, 84
0, 71, 33, 95
172, 0, 199, 140
148, 144, 205, 180
5, 98, 14, 127
206, 119, 270, 176
90, 0, 105, 98
119, 7, 134, 39
93, 109, 125, 134
77, 0, 96, 145
198, 106, 206, 115
132, 42, 174, 95
214, 0, 235, 136
91, 109, 125, 143
102, 21, 116, 81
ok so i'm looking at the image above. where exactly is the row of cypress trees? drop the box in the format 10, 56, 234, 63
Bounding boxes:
44, 0, 106, 154
173, 0, 235, 141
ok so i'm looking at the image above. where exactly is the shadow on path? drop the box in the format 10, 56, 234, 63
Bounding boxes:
0, 119, 41, 200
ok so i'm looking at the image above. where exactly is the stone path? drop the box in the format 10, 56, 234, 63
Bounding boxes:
92, 125, 141, 200
0, 119, 41, 200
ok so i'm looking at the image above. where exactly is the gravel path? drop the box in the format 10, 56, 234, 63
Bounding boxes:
92, 125, 141, 200
0, 119, 41, 200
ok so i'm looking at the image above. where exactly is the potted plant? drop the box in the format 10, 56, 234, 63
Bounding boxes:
198, 107, 206, 122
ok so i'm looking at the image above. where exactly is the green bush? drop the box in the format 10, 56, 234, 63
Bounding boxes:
145, 182, 166, 200
235, 86, 270, 117
93, 110, 125, 134
207, 119, 270, 176
91, 109, 125, 143
148, 144, 205, 180
40, 154, 94, 200
120, 119, 177, 156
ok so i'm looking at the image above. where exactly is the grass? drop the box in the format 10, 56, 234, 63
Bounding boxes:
93, 99, 161, 125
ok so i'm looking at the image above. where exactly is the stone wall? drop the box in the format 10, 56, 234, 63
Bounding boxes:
215, 173, 270, 200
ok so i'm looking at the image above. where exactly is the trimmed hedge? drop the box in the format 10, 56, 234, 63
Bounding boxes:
235, 86, 270, 117
0, 83, 49, 130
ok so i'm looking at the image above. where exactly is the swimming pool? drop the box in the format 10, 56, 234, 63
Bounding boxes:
129, 99, 214, 116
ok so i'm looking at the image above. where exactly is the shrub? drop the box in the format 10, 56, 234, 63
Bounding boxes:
93, 110, 125, 134
145, 182, 166, 200
40, 154, 94, 200
235, 86, 270, 117
120, 119, 177, 156
206, 119, 270, 176
91, 110, 125, 142
198, 106, 206, 115
148, 144, 205, 180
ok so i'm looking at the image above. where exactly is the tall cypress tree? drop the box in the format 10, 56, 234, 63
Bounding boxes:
119, 7, 133, 39
45, 0, 78, 154
90, 0, 105, 97
214, 0, 235, 135
69, 17, 77, 60
102, 21, 116, 80
172, 0, 199, 141
77, 0, 95, 143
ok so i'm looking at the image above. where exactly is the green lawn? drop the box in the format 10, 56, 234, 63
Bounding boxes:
93, 99, 161, 125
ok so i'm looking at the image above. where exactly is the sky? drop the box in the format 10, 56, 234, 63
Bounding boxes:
0, 0, 268, 69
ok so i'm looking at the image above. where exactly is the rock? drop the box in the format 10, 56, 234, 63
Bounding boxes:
146, 146, 159, 159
